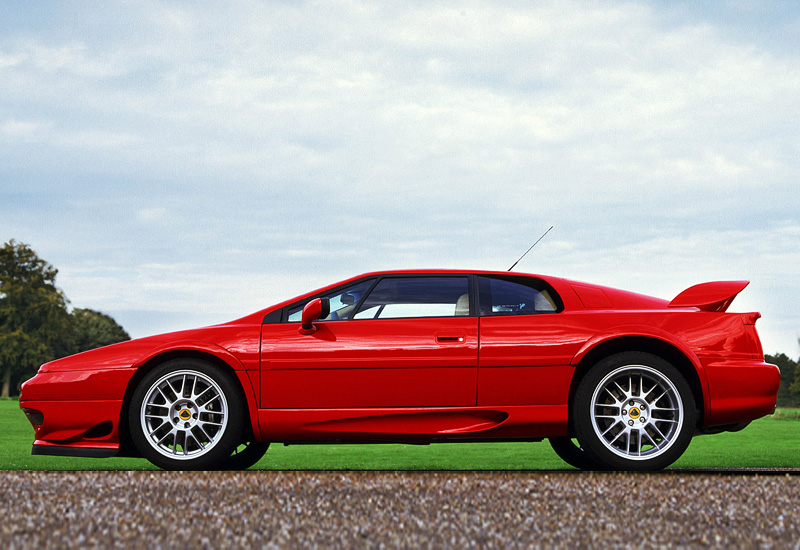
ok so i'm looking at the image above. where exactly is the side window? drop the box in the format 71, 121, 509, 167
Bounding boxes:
287, 280, 375, 322
353, 277, 470, 319
477, 276, 562, 316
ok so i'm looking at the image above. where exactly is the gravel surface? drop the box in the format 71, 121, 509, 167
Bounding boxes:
1, 471, 799, 549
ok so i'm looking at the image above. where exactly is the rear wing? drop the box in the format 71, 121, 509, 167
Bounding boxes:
668, 281, 749, 312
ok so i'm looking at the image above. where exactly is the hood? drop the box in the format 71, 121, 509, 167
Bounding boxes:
38, 331, 193, 372
37, 323, 253, 373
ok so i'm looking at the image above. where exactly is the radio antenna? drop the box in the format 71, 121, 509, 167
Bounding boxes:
508, 225, 553, 271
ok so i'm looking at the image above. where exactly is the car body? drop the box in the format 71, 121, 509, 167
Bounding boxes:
19, 269, 780, 470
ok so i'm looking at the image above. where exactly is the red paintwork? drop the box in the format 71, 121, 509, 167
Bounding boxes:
18, 269, 780, 457
669, 280, 750, 312
261, 317, 479, 408
299, 297, 326, 334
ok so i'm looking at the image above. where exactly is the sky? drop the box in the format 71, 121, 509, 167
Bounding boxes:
1, 1, 798, 356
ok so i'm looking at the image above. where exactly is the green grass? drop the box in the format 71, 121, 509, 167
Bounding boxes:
3, 399, 798, 470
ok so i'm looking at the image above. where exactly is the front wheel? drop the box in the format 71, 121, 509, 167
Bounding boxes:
573, 352, 696, 471
129, 359, 245, 470
548, 437, 601, 470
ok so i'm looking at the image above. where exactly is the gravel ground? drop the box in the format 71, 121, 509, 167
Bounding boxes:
1, 471, 799, 549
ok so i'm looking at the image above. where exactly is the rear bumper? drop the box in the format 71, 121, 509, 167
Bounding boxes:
702, 358, 781, 428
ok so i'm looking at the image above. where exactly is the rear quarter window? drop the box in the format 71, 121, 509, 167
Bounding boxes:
477, 275, 562, 316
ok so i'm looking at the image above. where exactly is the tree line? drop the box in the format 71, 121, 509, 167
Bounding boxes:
767, 352, 800, 408
0, 240, 129, 397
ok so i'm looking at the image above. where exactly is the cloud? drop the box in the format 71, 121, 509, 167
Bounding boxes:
0, 1, 798, 354
0, 119, 49, 142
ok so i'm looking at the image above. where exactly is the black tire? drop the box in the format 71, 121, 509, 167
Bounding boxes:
218, 440, 270, 470
129, 358, 245, 470
573, 352, 696, 471
548, 437, 602, 470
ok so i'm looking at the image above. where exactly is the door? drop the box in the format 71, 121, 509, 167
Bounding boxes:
260, 276, 478, 408
476, 275, 579, 406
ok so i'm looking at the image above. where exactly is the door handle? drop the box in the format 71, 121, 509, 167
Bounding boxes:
436, 334, 465, 343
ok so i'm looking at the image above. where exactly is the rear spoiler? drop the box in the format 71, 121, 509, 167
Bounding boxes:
668, 281, 749, 312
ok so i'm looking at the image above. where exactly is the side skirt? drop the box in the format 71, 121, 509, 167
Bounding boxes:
257, 404, 568, 442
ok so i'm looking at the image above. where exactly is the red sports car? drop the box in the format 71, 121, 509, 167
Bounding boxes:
20, 270, 779, 471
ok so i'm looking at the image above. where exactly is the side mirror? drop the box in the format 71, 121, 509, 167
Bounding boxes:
299, 297, 330, 334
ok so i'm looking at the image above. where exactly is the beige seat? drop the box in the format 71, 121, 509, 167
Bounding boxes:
455, 293, 470, 316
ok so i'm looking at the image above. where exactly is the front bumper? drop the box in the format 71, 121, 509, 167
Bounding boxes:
31, 441, 119, 458
19, 367, 135, 458
21, 398, 124, 456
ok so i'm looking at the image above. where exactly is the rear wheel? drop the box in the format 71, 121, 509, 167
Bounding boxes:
129, 359, 245, 470
573, 352, 696, 471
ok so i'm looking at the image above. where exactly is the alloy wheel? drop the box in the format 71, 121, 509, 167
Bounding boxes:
139, 369, 229, 460
589, 364, 684, 460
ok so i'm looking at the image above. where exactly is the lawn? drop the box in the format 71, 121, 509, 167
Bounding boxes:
2, 399, 798, 471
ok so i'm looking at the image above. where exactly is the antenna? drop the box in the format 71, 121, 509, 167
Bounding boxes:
508, 225, 553, 271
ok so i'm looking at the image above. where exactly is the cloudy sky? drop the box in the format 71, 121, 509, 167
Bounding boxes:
1, 1, 798, 355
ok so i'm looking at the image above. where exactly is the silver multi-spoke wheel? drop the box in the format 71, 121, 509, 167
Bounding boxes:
574, 352, 696, 471
130, 359, 246, 470
590, 365, 683, 460
140, 369, 229, 460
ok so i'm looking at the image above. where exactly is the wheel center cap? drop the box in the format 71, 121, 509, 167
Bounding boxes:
179, 409, 192, 421
629, 407, 641, 419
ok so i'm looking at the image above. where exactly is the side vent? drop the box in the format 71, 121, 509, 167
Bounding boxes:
83, 421, 113, 440
571, 284, 613, 309
23, 408, 44, 427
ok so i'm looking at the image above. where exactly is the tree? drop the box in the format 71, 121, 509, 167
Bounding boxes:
766, 352, 799, 408
0, 240, 71, 397
70, 308, 130, 353
789, 338, 800, 407
0, 240, 132, 396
